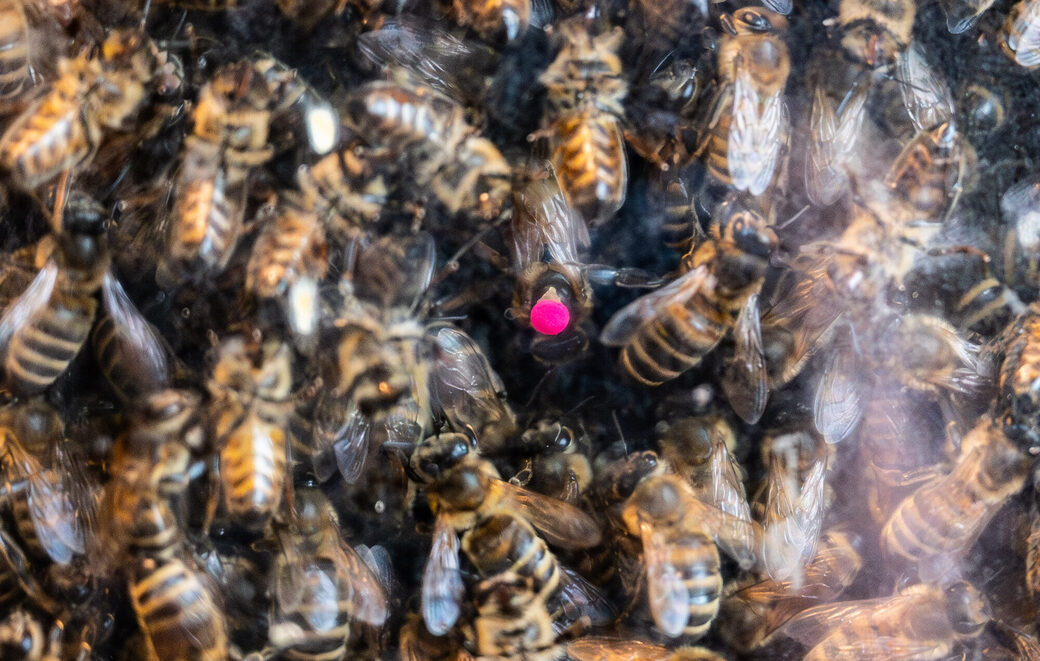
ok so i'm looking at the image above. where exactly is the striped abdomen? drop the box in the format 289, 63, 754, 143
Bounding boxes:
272, 558, 352, 661
171, 166, 241, 275
884, 122, 962, 221
130, 555, 229, 661
672, 530, 722, 638
0, 0, 29, 100
468, 577, 559, 661
463, 513, 561, 604
620, 292, 732, 386
0, 80, 94, 189
11, 468, 84, 565
349, 83, 456, 162
246, 201, 327, 299
5, 283, 97, 396
696, 94, 735, 187
551, 110, 626, 226
218, 410, 287, 531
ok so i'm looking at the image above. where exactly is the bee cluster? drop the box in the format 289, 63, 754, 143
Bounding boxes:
0, 0, 1040, 658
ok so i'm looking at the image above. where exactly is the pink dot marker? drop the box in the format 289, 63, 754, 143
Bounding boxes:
530, 298, 570, 336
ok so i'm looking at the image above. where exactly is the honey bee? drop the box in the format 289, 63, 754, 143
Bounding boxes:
346, 79, 511, 222
760, 444, 828, 586
601, 196, 776, 421
718, 529, 863, 652
0, 192, 110, 396
805, 82, 869, 206
408, 432, 602, 637
516, 419, 592, 504
462, 571, 559, 661
0, 0, 31, 103
880, 418, 1029, 564
399, 612, 469, 661
656, 416, 756, 565
268, 486, 388, 659
780, 581, 990, 661
428, 324, 517, 455
836, 0, 915, 68
1001, 0, 1040, 68
695, 7, 790, 196
0, 28, 159, 191
538, 19, 627, 226
437, 0, 530, 41
245, 192, 328, 342
207, 336, 293, 532
620, 471, 760, 638
566, 637, 725, 661
296, 137, 389, 230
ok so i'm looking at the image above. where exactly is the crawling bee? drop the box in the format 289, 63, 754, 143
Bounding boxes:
0, 191, 157, 398
408, 433, 603, 639
268, 487, 388, 659
695, 7, 790, 196
538, 19, 628, 226
881, 418, 1029, 564
1001, 0, 1040, 68
602, 196, 775, 422
0, 28, 159, 191
346, 79, 511, 222
516, 419, 592, 504
207, 336, 293, 532
780, 581, 990, 661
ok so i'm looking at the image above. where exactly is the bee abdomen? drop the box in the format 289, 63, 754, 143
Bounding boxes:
220, 415, 286, 530
674, 532, 722, 638
0, 0, 29, 100
172, 173, 241, 271
881, 490, 974, 560
5, 296, 96, 395
552, 112, 626, 225
130, 556, 229, 661
620, 296, 727, 386
247, 204, 326, 299
1, 97, 91, 188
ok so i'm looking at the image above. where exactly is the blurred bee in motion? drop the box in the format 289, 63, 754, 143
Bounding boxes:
268, 486, 388, 659
695, 7, 790, 196
296, 136, 388, 231
602, 196, 776, 423
566, 637, 727, 661
407, 432, 603, 639
246, 193, 329, 344
0, 0, 32, 104
620, 469, 760, 639
428, 324, 517, 455
779, 581, 990, 660
437, 0, 530, 42
0, 28, 160, 191
346, 79, 511, 222
835, 0, 915, 68
718, 529, 863, 652
161, 57, 322, 285
207, 336, 293, 533
1001, 0, 1040, 69
880, 418, 1029, 565
538, 19, 628, 226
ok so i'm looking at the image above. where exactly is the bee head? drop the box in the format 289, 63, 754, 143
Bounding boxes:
944, 582, 990, 637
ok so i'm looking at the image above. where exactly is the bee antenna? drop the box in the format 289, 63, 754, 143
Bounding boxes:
612, 410, 627, 451
50, 170, 72, 234
140, 0, 153, 28
776, 204, 810, 230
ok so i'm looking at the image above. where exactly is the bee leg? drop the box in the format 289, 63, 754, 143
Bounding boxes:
622, 129, 671, 172
586, 265, 665, 289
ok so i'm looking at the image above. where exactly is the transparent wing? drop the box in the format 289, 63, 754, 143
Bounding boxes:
898, 45, 954, 132
813, 348, 862, 444
429, 325, 515, 440
99, 271, 171, 398
805, 87, 845, 207
0, 260, 58, 355
822, 635, 943, 660
686, 493, 761, 570
729, 65, 786, 195
354, 232, 436, 310
640, 519, 689, 637
27, 467, 86, 565
500, 480, 602, 549
356, 16, 498, 105
565, 637, 673, 661
780, 594, 915, 646
601, 266, 711, 347
513, 161, 588, 268
556, 566, 617, 629
722, 293, 768, 424
1013, 2, 1040, 68
704, 425, 756, 568
761, 0, 791, 13
421, 513, 464, 636
1002, 177, 1040, 249
943, 0, 995, 33
793, 460, 827, 560
337, 541, 389, 627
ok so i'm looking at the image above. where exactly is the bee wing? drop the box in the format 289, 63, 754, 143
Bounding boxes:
805, 87, 845, 207
355, 232, 436, 310
601, 266, 711, 347
942, 0, 995, 33
499, 480, 602, 549
336, 541, 389, 627
99, 271, 171, 397
822, 636, 944, 660
793, 460, 827, 556
640, 519, 689, 638
356, 16, 498, 106
706, 426, 755, 562
429, 325, 515, 438
0, 260, 58, 355
722, 293, 768, 424
26, 467, 86, 565
556, 566, 617, 629
897, 45, 954, 132
780, 595, 913, 646
514, 164, 589, 264
813, 348, 862, 444
331, 413, 372, 486
565, 637, 673, 661
686, 493, 760, 570
421, 513, 464, 636
1002, 177, 1040, 249
1013, 2, 1040, 68
729, 65, 786, 196
761, 0, 791, 14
